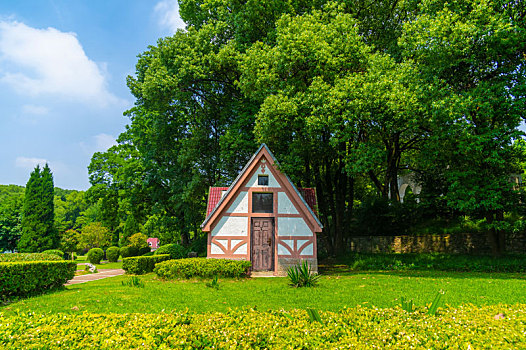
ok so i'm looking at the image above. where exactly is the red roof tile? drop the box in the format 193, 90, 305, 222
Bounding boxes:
206, 187, 229, 216
206, 187, 318, 217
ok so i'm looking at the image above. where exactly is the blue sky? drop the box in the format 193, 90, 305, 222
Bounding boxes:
0, 0, 185, 190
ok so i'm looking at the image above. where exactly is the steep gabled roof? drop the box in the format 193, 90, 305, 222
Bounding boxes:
201, 144, 323, 232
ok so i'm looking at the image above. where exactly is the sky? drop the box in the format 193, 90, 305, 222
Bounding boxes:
0, 0, 185, 190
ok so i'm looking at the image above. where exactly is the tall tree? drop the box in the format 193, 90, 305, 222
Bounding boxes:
18, 164, 58, 252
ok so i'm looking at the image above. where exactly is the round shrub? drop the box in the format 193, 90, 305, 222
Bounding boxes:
87, 248, 104, 264
139, 246, 151, 256
106, 246, 120, 262
42, 249, 64, 259
154, 244, 187, 259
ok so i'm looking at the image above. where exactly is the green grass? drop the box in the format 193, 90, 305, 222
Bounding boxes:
75, 255, 123, 270
2, 270, 525, 315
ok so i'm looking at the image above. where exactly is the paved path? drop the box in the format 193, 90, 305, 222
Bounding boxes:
66, 269, 125, 285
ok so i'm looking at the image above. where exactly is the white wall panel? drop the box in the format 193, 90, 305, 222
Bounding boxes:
277, 217, 312, 236
278, 192, 299, 214
226, 191, 249, 213
212, 216, 248, 236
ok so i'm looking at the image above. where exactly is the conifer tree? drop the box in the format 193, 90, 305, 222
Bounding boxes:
18, 164, 58, 252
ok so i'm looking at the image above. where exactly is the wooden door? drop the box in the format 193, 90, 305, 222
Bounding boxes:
251, 218, 274, 271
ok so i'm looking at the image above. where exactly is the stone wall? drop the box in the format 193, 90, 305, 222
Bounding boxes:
349, 232, 526, 255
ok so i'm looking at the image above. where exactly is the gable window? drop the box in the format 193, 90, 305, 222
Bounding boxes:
252, 193, 273, 213
258, 175, 269, 186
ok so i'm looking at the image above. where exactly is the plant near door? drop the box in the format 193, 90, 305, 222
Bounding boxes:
287, 260, 320, 287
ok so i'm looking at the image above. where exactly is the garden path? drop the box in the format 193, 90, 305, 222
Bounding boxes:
66, 269, 125, 285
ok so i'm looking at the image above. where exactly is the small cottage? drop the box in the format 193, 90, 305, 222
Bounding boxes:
201, 144, 323, 275
147, 237, 159, 251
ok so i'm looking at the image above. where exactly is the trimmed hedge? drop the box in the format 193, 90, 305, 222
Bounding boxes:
154, 258, 251, 279
106, 247, 120, 263
42, 250, 64, 259
1, 305, 526, 348
87, 248, 104, 264
154, 243, 187, 259
122, 254, 171, 275
0, 253, 63, 262
0, 261, 76, 298
337, 253, 526, 273
120, 246, 138, 259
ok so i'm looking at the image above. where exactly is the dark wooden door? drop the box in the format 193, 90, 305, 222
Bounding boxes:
251, 218, 274, 271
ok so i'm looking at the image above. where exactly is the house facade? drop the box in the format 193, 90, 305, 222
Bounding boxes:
201, 144, 322, 275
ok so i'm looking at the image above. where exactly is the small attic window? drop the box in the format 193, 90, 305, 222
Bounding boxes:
258, 175, 269, 186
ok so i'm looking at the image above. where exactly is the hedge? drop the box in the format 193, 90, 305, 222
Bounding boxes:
42, 250, 64, 259
0, 261, 76, 298
154, 258, 251, 279
0, 253, 63, 262
154, 243, 187, 259
122, 254, 171, 275
120, 246, 138, 259
1, 304, 525, 349
338, 253, 526, 273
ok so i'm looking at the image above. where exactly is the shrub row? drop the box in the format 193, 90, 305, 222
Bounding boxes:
0, 261, 76, 298
42, 250, 64, 258
0, 253, 63, 262
1, 304, 525, 349
338, 253, 526, 273
122, 254, 171, 275
154, 258, 251, 279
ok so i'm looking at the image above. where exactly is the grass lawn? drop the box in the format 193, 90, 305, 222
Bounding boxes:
75, 255, 123, 270
2, 270, 525, 316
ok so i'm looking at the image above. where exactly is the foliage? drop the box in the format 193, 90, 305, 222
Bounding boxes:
127, 232, 148, 249
155, 258, 251, 279
206, 275, 220, 289
400, 297, 414, 312
0, 253, 63, 262
0, 261, 76, 298
119, 246, 138, 259
428, 291, 445, 316
18, 164, 58, 252
138, 246, 151, 255
122, 254, 171, 275
2, 305, 526, 348
87, 248, 104, 264
0, 189, 22, 252
154, 243, 188, 259
333, 253, 526, 273
78, 222, 111, 251
106, 246, 120, 263
42, 250, 64, 259
121, 276, 144, 288
287, 261, 321, 288
60, 229, 79, 259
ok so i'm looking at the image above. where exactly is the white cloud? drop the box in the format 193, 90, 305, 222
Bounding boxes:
0, 21, 121, 107
15, 156, 48, 169
21, 104, 49, 115
155, 0, 186, 33
80, 133, 117, 155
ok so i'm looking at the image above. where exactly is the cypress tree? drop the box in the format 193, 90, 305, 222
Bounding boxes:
18, 164, 57, 252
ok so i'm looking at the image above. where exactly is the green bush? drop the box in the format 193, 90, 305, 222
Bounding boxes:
1, 305, 525, 348
154, 243, 187, 259
155, 258, 251, 279
338, 253, 526, 273
0, 261, 76, 298
106, 247, 120, 262
122, 254, 171, 275
42, 250, 64, 259
120, 246, 139, 259
0, 253, 63, 262
87, 248, 104, 264
138, 246, 151, 256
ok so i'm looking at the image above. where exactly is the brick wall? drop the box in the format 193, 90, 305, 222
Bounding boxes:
348, 232, 526, 255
